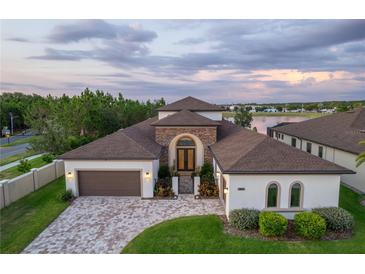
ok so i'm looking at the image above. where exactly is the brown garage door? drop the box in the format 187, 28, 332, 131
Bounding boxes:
78, 171, 141, 196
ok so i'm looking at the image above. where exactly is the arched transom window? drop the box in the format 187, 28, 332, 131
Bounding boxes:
177, 137, 195, 147
266, 182, 280, 208
290, 182, 303, 208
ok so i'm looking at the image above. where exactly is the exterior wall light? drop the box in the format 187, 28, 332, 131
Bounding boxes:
223, 188, 229, 194
66, 171, 73, 179
145, 171, 151, 179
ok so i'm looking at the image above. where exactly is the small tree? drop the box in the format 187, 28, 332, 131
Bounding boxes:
356, 140, 365, 167
17, 159, 31, 173
234, 106, 253, 128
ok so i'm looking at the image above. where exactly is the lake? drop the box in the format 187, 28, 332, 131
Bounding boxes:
227, 116, 309, 134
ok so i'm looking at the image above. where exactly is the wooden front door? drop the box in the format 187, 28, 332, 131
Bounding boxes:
177, 148, 195, 171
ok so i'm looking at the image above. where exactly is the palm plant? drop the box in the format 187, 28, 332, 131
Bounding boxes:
356, 140, 365, 167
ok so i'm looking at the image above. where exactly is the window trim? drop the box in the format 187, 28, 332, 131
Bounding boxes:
306, 142, 312, 153
291, 137, 297, 147
288, 181, 304, 209
265, 181, 281, 209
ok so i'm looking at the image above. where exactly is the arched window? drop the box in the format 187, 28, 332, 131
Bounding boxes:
290, 182, 303, 208
177, 137, 195, 147
266, 183, 280, 208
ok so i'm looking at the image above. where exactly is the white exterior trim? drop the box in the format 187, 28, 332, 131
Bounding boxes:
64, 160, 158, 198
158, 111, 222, 121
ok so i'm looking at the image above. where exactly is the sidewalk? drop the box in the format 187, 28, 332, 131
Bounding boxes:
0, 153, 45, 172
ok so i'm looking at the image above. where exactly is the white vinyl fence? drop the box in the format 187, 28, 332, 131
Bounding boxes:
0, 160, 64, 209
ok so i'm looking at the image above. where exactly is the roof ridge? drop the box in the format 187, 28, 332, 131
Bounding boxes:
120, 130, 156, 158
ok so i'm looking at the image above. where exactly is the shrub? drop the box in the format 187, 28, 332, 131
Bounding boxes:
199, 162, 214, 182
229, 209, 260, 230
198, 181, 219, 197
17, 159, 31, 173
59, 189, 74, 202
158, 165, 171, 179
154, 178, 174, 197
313, 207, 354, 232
42, 153, 55, 163
259, 211, 288, 237
294, 212, 326, 240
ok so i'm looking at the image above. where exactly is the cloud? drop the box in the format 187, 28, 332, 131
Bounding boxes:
7, 37, 30, 42
47, 19, 157, 43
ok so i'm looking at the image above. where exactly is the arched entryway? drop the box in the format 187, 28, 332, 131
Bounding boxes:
176, 137, 196, 171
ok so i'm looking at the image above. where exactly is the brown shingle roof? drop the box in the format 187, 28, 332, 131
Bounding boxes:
210, 126, 354, 174
157, 96, 224, 111
59, 117, 161, 160
273, 108, 365, 154
151, 110, 220, 127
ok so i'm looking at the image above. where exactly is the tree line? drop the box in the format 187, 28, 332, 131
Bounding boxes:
0, 89, 165, 154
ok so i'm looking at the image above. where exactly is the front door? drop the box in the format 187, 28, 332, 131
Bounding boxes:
177, 148, 195, 171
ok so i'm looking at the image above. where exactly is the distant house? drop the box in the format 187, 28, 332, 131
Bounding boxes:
264, 108, 278, 113
269, 108, 365, 193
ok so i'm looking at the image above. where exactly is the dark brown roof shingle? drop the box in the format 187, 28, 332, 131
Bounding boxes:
273, 108, 365, 154
211, 126, 354, 174
151, 109, 220, 127
157, 96, 223, 111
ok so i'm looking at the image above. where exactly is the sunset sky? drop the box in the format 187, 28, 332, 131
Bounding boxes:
1, 19, 364, 103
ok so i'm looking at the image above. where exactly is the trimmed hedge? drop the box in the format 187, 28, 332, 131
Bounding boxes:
229, 209, 260, 230
259, 211, 288, 237
294, 212, 326, 240
313, 207, 354, 232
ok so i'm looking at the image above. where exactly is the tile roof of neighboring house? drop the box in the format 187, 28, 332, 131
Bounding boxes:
210, 127, 354, 174
151, 109, 221, 127
157, 96, 224, 111
59, 117, 162, 160
272, 108, 365, 154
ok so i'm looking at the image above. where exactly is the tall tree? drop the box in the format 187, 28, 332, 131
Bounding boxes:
234, 106, 253, 128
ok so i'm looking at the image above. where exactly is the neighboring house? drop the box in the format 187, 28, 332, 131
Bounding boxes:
60, 96, 353, 218
269, 108, 365, 193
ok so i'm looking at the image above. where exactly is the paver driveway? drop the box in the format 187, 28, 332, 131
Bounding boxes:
23, 195, 224, 254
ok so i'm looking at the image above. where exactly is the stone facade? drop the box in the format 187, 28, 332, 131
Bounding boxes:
155, 126, 217, 166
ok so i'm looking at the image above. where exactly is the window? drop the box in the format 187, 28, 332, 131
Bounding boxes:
281, 134, 284, 140
291, 138, 297, 147
275, 132, 279, 139
318, 146, 323, 158
177, 137, 195, 147
266, 183, 279, 208
290, 182, 303, 208
306, 142, 312, 153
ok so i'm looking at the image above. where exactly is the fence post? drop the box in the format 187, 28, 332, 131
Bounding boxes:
0, 180, 10, 206
172, 176, 179, 196
194, 176, 200, 196
31, 168, 39, 190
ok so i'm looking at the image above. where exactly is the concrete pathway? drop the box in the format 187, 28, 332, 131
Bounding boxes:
23, 195, 225, 254
0, 153, 45, 171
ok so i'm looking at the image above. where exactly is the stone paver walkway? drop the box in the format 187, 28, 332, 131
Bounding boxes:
23, 195, 224, 254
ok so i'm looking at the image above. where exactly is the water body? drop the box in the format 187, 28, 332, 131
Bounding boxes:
227, 116, 309, 134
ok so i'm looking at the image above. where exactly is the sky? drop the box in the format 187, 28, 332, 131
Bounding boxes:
1, 19, 365, 103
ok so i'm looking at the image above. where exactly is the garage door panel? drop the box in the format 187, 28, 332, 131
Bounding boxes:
78, 171, 140, 196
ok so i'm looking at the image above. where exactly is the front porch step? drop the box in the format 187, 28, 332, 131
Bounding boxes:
179, 175, 193, 194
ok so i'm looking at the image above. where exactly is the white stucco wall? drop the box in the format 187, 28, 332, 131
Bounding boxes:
64, 160, 157, 198
158, 111, 222, 121
158, 111, 176, 120
273, 130, 364, 193
195, 111, 222, 121
225, 174, 341, 218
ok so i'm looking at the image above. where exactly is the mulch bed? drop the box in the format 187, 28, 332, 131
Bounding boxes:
219, 215, 352, 241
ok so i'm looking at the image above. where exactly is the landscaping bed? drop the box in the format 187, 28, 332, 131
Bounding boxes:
220, 215, 352, 241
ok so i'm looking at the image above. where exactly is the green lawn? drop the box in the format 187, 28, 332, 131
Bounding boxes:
123, 185, 365, 254
0, 177, 69, 253
0, 136, 39, 148
0, 150, 38, 166
223, 111, 328, 119
0, 156, 49, 180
